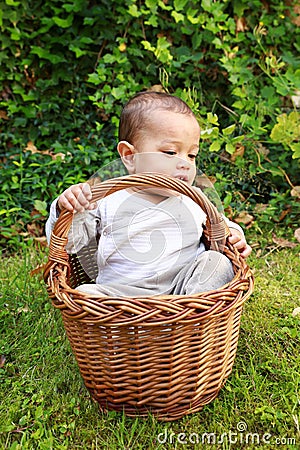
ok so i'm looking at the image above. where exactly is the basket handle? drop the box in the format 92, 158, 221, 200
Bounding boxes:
44, 173, 230, 279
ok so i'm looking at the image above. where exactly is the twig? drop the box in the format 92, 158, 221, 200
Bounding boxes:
253, 146, 295, 189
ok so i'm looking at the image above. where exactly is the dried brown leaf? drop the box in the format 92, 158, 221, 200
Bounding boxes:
291, 91, 300, 108
254, 203, 268, 213
291, 186, 300, 198
292, 4, 300, 26
25, 141, 38, 153
235, 17, 248, 32
24, 141, 67, 160
27, 222, 44, 237
52, 152, 67, 160
256, 143, 270, 157
17, 306, 30, 314
0, 355, 6, 368
148, 84, 165, 93
30, 263, 46, 276
272, 233, 298, 248
0, 110, 9, 120
278, 207, 291, 222
234, 211, 254, 226
224, 205, 233, 219
33, 236, 48, 247
256, 248, 262, 258
230, 144, 245, 162
292, 307, 300, 317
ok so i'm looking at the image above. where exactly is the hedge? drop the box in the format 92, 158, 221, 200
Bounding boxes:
0, 0, 299, 247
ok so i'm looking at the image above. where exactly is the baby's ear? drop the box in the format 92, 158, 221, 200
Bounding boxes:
117, 141, 136, 174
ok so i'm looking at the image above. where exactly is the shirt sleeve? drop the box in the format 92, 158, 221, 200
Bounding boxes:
45, 199, 101, 253
222, 215, 245, 237
45, 198, 60, 245
66, 209, 101, 253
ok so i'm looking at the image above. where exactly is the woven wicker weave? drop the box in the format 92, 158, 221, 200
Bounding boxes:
44, 173, 254, 421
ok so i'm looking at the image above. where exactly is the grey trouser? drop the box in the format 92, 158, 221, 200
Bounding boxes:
76, 250, 234, 297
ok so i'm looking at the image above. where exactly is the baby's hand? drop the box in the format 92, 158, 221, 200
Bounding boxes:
228, 228, 252, 258
57, 183, 97, 213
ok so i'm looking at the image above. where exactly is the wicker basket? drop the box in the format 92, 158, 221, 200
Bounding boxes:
44, 173, 254, 421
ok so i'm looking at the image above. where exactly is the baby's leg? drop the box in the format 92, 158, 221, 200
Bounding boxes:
179, 250, 234, 294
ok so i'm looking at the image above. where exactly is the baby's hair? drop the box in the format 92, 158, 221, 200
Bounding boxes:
119, 91, 197, 144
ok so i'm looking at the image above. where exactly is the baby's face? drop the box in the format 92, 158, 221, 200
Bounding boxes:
131, 110, 200, 186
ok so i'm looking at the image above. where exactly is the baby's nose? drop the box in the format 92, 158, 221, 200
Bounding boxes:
176, 156, 190, 169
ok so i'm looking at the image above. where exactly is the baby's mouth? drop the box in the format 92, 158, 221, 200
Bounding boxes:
174, 174, 189, 182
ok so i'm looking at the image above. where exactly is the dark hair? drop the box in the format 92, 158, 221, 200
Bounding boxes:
118, 91, 197, 143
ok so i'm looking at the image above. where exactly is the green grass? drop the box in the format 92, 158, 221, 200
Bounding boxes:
0, 241, 299, 450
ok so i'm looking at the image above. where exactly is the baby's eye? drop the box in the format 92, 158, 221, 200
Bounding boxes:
162, 150, 177, 156
188, 154, 197, 160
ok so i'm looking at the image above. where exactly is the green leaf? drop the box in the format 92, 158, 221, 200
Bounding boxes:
231, 135, 245, 144
141, 40, 155, 52
202, 0, 213, 12
290, 143, 300, 159
222, 124, 236, 135
209, 141, 221, 152
145, 0, 157, 8
145, 14, 158, 26
187, 10, 204, 25
272, 78, 290, 96
111, 86, 126, 99
200, 127, 218, 139
52, 15, 74, 28
233, 0, 247, 17
174, 0, 188, 11
88, 72, 106, 85
225, 143, 235, 154
34, 200, 48, 216
83, 17, 95, 25
155, 42, 173, 63
80, 37, 94, 45
207, 112, 219, 125
232, 100, 244, 110
5, 0, 20, 5
171, 11, 185, 23
223, 192, 232, 209
232, 87, 246, 98
10, 27, 21, 41
69, 44, 87, 58
128, 4, 141, 17
261, 85, 275, 99
64, 0, 85, 13
30, 46, 66, 64
270, 111, 300, 145
157, 0, 172, 10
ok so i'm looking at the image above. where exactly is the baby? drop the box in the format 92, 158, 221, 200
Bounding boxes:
46, 91, 251, 296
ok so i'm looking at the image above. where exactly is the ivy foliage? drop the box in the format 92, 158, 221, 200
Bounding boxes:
0, 0, 300, 247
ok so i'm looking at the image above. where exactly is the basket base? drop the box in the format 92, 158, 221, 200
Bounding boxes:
90, 386, 222, 421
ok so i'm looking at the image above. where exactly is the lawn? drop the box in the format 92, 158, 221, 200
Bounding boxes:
0, 240, 299, 449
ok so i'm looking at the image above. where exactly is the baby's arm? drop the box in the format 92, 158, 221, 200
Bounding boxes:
57, 182, 97, 213
222, 216, 251, 258
45, 183, 99, 252
228, 228, 252, 258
